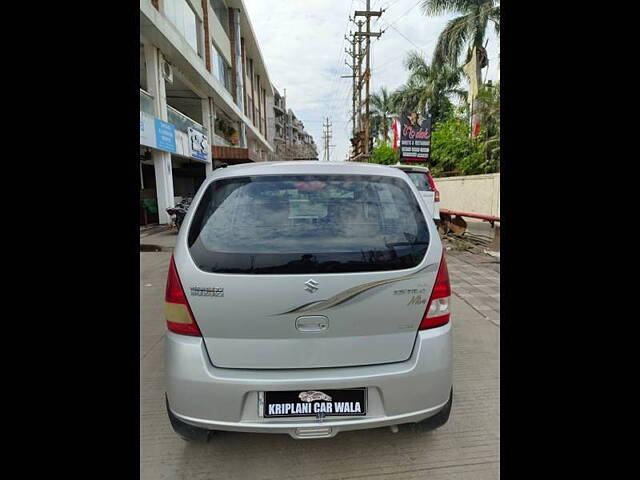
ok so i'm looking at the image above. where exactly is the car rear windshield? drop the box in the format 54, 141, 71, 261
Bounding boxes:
187, 174, 430, 274
405, 172, 433, 192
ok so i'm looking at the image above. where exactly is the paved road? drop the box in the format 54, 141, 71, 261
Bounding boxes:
140, 233, 499, 479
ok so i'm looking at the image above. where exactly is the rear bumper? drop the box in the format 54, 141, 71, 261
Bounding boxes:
165, 324, 452, 439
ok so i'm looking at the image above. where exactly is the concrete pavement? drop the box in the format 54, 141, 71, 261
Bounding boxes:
140, 231, 500, 479
140, 227, 178, 250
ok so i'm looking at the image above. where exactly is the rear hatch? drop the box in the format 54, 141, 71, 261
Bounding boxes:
178, 173, 439, 369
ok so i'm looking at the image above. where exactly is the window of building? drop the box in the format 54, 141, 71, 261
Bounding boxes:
140, 44, 147, 91
211, 43, 231, 93
262, 87, 267, 132
165, 0, 199, 53
210, 0, 230, 37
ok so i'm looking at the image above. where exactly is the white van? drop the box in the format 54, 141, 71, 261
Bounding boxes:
391, 164, 441, 224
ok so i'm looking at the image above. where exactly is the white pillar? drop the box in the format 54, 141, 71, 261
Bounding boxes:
144, 42, 174, 224
153, 150, 174, 224
144, 43, 168, 121
202, 97, 214, 177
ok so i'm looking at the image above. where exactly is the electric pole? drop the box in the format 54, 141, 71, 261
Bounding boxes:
346, 20, 364, 160
322, 117, 333, 162
355, 20, 364, 159
342, 32, 357, 143
342, 22, 365, 160
354, 1, 383, 161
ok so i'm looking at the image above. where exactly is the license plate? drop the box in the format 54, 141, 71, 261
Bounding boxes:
263, 388, 367, 418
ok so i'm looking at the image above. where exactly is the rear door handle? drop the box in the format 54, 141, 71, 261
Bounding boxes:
295, 315, 329, 332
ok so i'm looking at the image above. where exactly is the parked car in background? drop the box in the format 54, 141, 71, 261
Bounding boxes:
164, 161, 453, 441
391, 164, 440, 224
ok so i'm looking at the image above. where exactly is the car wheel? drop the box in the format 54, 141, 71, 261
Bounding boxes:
416, 387, 453, 432
166, 395, 213, 442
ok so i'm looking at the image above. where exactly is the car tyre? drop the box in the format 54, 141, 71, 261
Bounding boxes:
416, 387, 453, 432
166, 395, 213, 442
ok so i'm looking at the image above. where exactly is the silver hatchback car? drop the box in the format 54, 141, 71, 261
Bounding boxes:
164, 161, 453, 441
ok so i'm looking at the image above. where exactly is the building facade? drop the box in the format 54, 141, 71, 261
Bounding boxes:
272, 88, 318, 161
140, 0, 278, 224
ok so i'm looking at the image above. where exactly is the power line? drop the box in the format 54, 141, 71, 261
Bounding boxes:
387, 23, 425, 54
378, 0, 422, 30
379, 0, 404, 11
324, 0, 356, 123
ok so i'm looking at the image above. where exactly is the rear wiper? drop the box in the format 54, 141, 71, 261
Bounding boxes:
359, 248, 387, 264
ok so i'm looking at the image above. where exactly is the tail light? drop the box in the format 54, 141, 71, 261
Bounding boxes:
419, 252, 451, 330
165, 255, 201, 336
426, 172, 440, 202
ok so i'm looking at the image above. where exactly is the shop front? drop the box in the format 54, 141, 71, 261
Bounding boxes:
139, 108, 211, 226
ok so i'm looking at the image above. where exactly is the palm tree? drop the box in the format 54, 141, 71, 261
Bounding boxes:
475, 81, 499, 136
420, 0, 500, 70
474, 81, 500, 170
389, 77, 425, 117
391, 51, 466, 124
370, 87, 394, 143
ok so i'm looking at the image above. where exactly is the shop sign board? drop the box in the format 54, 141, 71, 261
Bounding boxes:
399, 112, 432, 163
140, 111, 177, 154
188, 127, 209, 161
154, 118, 177, 153
140, 112, 207, 161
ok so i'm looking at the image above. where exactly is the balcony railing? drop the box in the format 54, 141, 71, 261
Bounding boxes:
212, 133, 232, 147
141, 92, 208, 138
140, 89, 154, 115
167, 105, 207, 135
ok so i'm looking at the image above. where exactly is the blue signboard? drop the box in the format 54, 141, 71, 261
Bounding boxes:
154, 118, 177, 153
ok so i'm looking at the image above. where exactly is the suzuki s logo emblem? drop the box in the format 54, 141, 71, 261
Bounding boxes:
304, 279, 319, 293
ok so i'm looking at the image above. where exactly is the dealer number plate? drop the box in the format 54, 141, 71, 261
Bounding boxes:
263, 388, 367, 418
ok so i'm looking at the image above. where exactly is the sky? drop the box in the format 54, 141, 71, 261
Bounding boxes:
244, 0, 499, 162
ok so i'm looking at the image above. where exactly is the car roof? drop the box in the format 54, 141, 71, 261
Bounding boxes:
209, 161, 410, 181
390, 164, 430, 173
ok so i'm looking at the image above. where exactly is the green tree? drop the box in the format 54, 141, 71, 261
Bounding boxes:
474, 81, 500, 170
369, 140, 399, 165
370, 87, 394, 143
420, 0, 500, 70
430, 108, 496, 176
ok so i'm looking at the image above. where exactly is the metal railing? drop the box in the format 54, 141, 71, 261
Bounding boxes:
212, 133, 232, 147
167, 105, 207, 135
